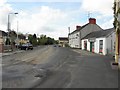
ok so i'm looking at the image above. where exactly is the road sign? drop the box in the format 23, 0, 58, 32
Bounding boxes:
88, 38, 96, 42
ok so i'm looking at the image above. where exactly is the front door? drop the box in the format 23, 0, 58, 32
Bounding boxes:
90, 42, 92, 52
84, 41, 87, 50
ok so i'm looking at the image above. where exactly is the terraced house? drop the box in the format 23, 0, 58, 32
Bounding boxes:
68, 18, 102, 49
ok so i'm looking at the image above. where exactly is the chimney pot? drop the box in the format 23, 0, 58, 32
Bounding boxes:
89, 18, 96, 24
76, 26, 81, 30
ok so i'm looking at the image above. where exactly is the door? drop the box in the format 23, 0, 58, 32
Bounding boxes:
90, 42, 92, 52
84, 41, 87, 50
99, 40, 103, 53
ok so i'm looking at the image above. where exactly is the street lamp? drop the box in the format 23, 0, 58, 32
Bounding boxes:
8, 13, 18, 32
7, 12, 18, 51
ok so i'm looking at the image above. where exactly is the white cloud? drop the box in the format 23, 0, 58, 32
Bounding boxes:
0, 0, 6, 6
11, 6, 69, 39
0, 0, 13, 30
7, 0, 82, 2
100, 18, 114, 29
81, 0, 114, 16
0, 0, 115, 39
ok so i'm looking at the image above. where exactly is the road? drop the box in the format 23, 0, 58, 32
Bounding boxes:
2, 45, 118, 88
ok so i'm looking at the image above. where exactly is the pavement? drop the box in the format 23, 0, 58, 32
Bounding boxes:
0, 50, 24, 57
1, 46, 42, 57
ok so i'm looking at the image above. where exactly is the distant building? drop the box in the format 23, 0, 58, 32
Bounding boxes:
0, 30, 8, 53
59, 37, 68, 47
81, 28, 115, 55
68, 18, 102, 49
17, 34, 29, 44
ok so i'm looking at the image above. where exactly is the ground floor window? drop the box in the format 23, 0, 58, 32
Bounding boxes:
84, 41, 87, 50
99, 40, 103, 53
90, 42, 94, 52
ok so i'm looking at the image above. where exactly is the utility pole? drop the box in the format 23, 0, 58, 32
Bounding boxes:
7, 13, 18, 51
17, 20, 19, 50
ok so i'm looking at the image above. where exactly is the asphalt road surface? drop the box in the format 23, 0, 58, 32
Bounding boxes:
2, 45, 118, 88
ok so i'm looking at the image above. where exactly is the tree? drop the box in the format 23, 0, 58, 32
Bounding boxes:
18, 34, 26, 40
28, 34, 38, 46
5, 38, 10, 45
9, 30, 17, 45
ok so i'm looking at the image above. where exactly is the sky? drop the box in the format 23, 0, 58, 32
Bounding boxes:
0, 0, 114, 40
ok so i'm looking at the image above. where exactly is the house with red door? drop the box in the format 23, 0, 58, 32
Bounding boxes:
81, 28, 115, 56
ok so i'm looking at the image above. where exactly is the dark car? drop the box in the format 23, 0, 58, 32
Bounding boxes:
20, 43, 33, 50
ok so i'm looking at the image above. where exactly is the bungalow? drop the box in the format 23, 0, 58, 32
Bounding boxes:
81, 28, 115, 55
68, 18, 102, 49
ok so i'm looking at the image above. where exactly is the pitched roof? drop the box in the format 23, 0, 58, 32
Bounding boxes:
59, 37, 68, 41
82, 28, 115, 39
69, 23, 89, 35
0, 30, 8, 37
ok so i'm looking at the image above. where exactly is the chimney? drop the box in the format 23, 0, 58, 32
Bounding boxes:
76, 26, 81, 30
89, 18, 96, 24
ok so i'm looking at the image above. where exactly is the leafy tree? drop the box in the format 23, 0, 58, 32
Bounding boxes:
28, 34, 37, 46
5, 38, 10, 45
9, 30, 17, 45
28, 34, 33, 44
18, 34, 26, 40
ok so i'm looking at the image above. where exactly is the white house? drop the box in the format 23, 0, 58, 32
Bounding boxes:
68, 18, 102, 49
59, 37, 68, 47
81, 28, 115, 55
68, 26, 81, 48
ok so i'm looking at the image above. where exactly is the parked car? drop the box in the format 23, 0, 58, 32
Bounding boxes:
20, 43, 33, 50
15, 44, 22, 49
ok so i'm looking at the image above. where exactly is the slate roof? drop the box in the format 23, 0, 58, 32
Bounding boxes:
0, 30, 8, 37
59, 37, 68, 41
69, 23, 89, 35
82, 28, 115, 39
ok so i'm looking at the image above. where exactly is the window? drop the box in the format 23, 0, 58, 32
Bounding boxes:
76, 34, 79, 36
99, 40, 103, 53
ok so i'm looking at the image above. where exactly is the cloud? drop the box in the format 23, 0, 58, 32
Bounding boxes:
0, 0, 114, 40
81, 0, 114, 16
12, 6, 69, 39
0, 0, 14, 30
100, 18, 114, 29
6, 0, 82, 2
0, 0, 6, 6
